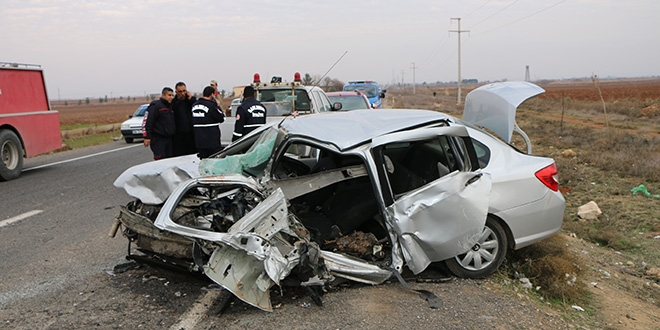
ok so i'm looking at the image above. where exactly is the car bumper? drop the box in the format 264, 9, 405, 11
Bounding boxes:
121, 129, 144, 139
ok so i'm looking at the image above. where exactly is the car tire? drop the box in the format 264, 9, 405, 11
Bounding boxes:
445, 216, 508, 279
124, 137, 134, 143
0, 129, 24, 181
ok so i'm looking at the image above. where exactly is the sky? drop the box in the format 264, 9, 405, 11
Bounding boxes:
2, 0, 659, 99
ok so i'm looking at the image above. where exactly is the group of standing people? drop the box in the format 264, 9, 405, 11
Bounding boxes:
142, 81, 267, 160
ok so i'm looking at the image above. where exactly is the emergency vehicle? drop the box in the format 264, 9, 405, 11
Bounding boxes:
222, 72, 337, 144
343, 80, 386, 109
0, 62, 62, 181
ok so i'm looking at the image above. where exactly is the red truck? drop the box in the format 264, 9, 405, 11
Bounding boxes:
0, 62, 62, 181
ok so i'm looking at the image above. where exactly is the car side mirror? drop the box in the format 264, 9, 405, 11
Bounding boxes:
128, 115, 133, 118
379, 92, 386, 99
332, 102, 342, 111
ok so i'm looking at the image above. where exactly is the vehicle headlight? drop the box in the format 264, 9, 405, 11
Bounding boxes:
121, 123, 130, 129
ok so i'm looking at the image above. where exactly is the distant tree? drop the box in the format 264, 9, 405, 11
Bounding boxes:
78, 100, 82, 106
127, 96, 131, 101
120, 96, 123, 101
220, 90, 226, 98
104, 95, 108, 103
64, 101, 68, 106
303, 73, 313, 86
321, 77, 344, 92
99, 98, 103, 103
86, 97, 90, 105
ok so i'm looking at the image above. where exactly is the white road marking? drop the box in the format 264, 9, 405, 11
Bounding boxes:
169, 290, 221, 330
0, 210, 43, 228
23, 144, 141, 171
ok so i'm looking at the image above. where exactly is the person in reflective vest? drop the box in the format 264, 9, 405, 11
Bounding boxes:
192, 86, 225, 158
232, 86, 266, 142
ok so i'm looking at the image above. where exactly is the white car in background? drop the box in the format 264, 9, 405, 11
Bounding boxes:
120, 104, 149, 143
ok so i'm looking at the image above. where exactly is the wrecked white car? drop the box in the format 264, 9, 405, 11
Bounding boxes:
111, 81, 565, 311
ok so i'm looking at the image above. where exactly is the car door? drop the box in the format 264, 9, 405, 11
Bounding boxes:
371, 126, 492, 274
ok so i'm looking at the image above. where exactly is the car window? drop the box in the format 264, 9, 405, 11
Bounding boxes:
311, 91, 330, 112
471, 138, 491, 168
328, 96, 370, 111
344, 85, 377, 98
379, 136, 465, 198
134, 105, 148, 117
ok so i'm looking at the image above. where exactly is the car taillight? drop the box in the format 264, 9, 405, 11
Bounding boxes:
535, 162, 559, 191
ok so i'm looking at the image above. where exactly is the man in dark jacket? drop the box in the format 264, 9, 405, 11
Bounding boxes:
172, 82, 197, 156
142, 87, 175, 160
232, 86, 266, 142
192, 86, 226, 158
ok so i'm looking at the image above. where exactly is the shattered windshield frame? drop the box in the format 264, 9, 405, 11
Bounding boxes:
199, 127, 280, 178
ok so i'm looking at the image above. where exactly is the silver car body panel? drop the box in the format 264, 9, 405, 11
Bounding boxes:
464, 127, 565, 248
463, 81, 544, 152
156, 186, 308, 311
371, 126, 490, 273
113, 154, 201, 204
280, 109, 450, 151
320, 250, 393, 284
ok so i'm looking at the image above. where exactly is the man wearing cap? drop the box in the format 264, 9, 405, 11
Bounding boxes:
210, 80, 222, 107
232, 86, 266, 142
192, 86, 225, 158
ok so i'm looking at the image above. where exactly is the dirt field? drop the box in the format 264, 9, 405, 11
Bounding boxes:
52, 98, 233, 126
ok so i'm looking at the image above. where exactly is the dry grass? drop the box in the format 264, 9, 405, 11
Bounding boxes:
508, 235, 588, 304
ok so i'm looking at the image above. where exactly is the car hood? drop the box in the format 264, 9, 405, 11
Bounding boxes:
462, 81, 544, 144
113, 154, 201, 204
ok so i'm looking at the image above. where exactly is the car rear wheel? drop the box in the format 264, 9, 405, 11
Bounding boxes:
125, 137, 134, 143
0, 129, 24, 181
445, 216, 508, 279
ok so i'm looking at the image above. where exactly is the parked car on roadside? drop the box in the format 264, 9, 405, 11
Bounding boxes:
120, 104, 149, 143
326, 91, 372, 110
111, 81, 564, 311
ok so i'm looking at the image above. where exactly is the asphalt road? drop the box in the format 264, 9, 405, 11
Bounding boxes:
0, 141, 152, 307
0, 141, 576, 329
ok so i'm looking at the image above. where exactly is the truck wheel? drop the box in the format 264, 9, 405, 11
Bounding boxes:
0, 130, 24, 181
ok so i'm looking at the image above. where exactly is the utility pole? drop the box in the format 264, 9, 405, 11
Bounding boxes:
401, 69, 405, 86
411, 62, 418, 94
449, 18, 469, 105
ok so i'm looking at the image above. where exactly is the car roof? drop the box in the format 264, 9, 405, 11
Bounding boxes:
326, 91, 366, 97
279, 109, 451, 151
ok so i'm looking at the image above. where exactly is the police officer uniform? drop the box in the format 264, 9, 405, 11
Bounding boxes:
192, 97, 225, 158
232, 98, 267, 142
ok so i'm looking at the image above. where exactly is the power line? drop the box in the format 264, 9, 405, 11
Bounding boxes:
467, 0, 520, 30
463, 0, 492, 19
474, 0, 567, 36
